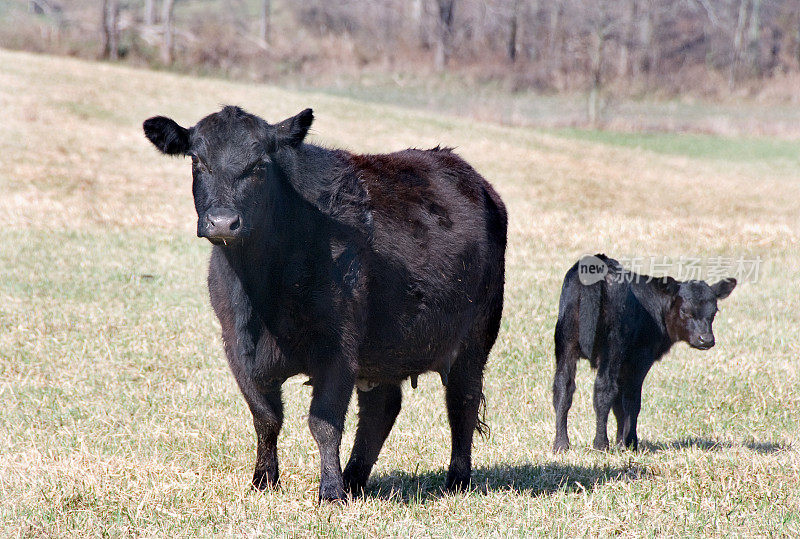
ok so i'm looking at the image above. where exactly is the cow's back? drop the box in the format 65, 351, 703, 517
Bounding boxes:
351, 149, 506, 378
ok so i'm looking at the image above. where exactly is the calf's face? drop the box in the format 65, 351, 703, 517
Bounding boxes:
662, 278, 737, 350
143, 106, 313, 244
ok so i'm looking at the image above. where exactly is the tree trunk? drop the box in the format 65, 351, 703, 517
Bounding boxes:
161, 0, 175, 65
101, 0, 120, 60
433, 0, 455, 71
548, 1, 562, 78
640, 1, 652, 73
144, 0, 158, 26
796, 22, 800, 69
729, 0, 750, 90
588, 29, 606, 128
618, 0, 636, 77
259, 0, 271, 46
508, 0, 519, 62
747, 0, 762, 76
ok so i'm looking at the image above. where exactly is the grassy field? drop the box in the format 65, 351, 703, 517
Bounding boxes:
1, 48, 799, 536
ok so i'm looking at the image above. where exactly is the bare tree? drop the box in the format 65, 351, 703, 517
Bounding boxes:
617, 0, 636, 76
259, 0, 271, 46
433, 0, 456, 70
547, 1, 564, 77
730, 0, 750, 89
144, 0, 159, 26
102, 0, 120, 60
508, 0, 520, 62
747, 0, 762, 75
161, 0, 175, 65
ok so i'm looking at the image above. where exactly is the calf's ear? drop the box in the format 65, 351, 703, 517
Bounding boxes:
652, 276, 680, 296
711, 278, 737, 299
276, 108, 314, 147
143, 116, 191, 155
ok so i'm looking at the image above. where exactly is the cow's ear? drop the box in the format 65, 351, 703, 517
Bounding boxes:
276, 108, 313, 147
711, 278, 737, 299
652, 276, 680, 296
143, 116, 191, 155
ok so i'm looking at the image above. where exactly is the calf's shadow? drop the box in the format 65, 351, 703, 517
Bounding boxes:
639, 437, 790, 454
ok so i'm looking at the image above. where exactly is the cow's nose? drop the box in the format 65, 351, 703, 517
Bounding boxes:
204, 210, 241, 238
697, 333, 715, 347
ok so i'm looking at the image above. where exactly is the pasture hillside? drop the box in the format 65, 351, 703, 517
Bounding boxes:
1, 48, 799, 536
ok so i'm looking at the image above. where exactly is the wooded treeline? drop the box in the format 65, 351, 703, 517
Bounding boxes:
7, 0, 800, 98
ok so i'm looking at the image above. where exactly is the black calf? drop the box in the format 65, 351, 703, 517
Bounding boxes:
552, 254, 736, 452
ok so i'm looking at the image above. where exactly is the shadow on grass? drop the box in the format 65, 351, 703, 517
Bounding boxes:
364, 461, 648, 503
639, 437, 790, 454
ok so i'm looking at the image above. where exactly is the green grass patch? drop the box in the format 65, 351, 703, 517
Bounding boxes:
551, 127, 800, 163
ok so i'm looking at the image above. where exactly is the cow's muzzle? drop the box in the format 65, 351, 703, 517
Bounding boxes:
690, 333, 715, 350
198, 208, 245, 244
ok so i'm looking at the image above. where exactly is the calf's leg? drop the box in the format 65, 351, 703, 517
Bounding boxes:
552, 325, 579, 452
621, 383, 643, 450
592, 347, 621, 450
612, 393, 626, 448
308, 365, 355, 503
343, 384, 402, 494
624, 388, 642, 451
618, 360, 650, 450
445, 345, 487, 492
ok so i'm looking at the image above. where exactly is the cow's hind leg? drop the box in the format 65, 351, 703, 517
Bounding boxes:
553, 319, 579, 452
592, 345, 621, 451
612, 393, 626, 448
444, 344, 487, 492
342, 384, 402, 495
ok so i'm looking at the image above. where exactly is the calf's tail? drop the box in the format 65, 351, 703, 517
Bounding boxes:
578, 281, 602, 359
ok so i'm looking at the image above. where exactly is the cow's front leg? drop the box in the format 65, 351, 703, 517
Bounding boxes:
308, 360, 355, 503
228, 330, 285, 490
248, 381, 283, 489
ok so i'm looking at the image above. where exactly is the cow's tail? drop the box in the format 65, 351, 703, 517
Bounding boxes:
578, 281, 602, 360
475, 392, 490, 440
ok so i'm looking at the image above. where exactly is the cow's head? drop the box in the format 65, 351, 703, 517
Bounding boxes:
143, 106, 313, 245
656, 277, 737, 350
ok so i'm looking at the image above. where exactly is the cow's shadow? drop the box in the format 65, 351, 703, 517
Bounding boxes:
362, 461, 648, 503
639, 437, 790, 454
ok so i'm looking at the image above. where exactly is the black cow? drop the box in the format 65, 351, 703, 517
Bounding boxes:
142, 106, 507, 501
552, 254, 736, 452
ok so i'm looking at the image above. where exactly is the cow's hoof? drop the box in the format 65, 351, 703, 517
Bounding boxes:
342, 470, 367, 496
319, 483, 347, 504
552, 439, 570, 453
252, 470, 278, 491
445, 472, 470, 493
593, 438, 610, 451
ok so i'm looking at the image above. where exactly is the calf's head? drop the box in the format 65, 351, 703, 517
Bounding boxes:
657, 277, 737, 350
143, 106, 313, 245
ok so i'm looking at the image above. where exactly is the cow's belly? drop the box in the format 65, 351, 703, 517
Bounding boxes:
356, 288, 480, 382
